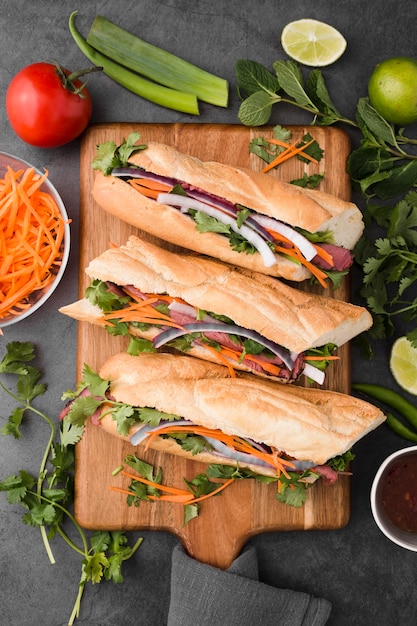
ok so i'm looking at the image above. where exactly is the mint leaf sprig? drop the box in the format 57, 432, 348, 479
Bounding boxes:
236, 58, 417, 343
0, 342, 143, 625
236, 59, 417, 201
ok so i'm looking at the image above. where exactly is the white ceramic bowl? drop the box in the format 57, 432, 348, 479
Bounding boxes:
0, 152, 70, 329
371, 445, 417, 551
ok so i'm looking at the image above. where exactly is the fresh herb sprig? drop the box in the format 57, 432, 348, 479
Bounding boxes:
236, 59, 417, 201
92, 131, 147, 175
236, 59, 417, 344
0, 342, 143, 625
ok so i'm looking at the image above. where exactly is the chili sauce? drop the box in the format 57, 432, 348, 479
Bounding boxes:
380, 453, 417, 533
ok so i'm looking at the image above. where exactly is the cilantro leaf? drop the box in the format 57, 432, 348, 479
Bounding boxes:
82, 552, 110, 584
82, 364, 110, 397
139, 407, 180, 427
60, 419, 84, 447
276, 481, 307, 507
291, 172, 324, 188
0, 341, 143, 624
22, 502, 57, 527
92, 133, 147, 175
65, 395, 104, 427
192, 209, 231, 234
85, 279, 130, 312
177, 435, 208, 455
16, 365, 46, 403
111, 404, 138, 436
184, 503, 199, 526
1, 407, 25, 438
127, 336, 156, 355
0, 470, 36, 504
0, 341, 35, 373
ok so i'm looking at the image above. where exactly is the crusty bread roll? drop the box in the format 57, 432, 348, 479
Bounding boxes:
97, 352, 385, 469
92, 142, 364, 281
59, 235, 372, 358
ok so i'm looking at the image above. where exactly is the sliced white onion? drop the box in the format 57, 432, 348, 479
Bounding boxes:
204, 436, 273, 469
153, 322, 295, 370
205, 436, 316, 471
157, 193, 277, 268
129, 424, 154, 446
302, 363, 325, 385
168, 301, 198, 319
129, 419, 193, 446
253, 213, 317, 262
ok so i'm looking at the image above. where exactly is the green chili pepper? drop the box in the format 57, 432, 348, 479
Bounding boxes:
385, 413, 417, 443
352, 382, 417, 435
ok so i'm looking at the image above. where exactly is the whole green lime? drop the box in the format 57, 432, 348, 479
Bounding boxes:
368, 56, 417, 125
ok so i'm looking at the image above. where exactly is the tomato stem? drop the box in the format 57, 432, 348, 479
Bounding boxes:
54, 62, 102, 98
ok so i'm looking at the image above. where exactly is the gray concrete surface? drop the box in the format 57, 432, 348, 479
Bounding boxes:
1, 1, 417, 624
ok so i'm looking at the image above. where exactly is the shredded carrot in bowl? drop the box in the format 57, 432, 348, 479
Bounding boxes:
0, 157, 71, 328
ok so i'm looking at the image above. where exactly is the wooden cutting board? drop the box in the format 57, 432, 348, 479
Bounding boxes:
74, 123, 352, 569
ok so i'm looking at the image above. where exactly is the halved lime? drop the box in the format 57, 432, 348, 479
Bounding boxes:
390, 336, 417, 395
281, 19, 347, 67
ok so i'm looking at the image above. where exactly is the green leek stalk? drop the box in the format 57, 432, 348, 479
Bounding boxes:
68, 12, 199, 115
86, 14, 229, 108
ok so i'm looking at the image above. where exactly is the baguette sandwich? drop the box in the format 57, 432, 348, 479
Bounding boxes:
91, 139, 365, 286
61, 352, 385, 503
59, 235, 373, 386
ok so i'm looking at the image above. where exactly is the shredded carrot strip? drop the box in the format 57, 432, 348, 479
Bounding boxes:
267, 138, 299, 149
0, 166, 69, 318
217, 345, 281, 377
262, 139, 317, 173
129, 178, 173, 192
275, 244, 328, 288
264, 227, 294, 247
147, 493, 195, 503
143, 423, 295, 477
188, 477, 236, 504
128, 178, 173, 199
112, 468, 235, 505
102, 301, 188, 331
202, 344, 237, 378
312, 244, 334, 266
137, 293, 189, 306
109, 486, 135, 497
264, 226, 331, 287
120, 470, 192, 496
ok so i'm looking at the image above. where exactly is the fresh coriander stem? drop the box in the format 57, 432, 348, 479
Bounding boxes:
124, 535, 144, 559
68, 577, 85, 626
40, 525, 56, 564
29, 489, 89, 556
0, 382, 58, 564
56, 525, 87, 558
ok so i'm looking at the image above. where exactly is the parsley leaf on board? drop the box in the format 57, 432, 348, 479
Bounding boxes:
92, 132, 147, 175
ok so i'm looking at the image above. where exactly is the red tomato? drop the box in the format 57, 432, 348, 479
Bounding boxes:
6, 62, 93, 148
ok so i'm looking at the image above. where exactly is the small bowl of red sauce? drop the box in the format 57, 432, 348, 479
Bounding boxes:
371, 445, 417, 551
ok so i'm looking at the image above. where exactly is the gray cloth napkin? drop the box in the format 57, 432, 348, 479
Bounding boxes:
167, 545, 332, 626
